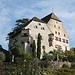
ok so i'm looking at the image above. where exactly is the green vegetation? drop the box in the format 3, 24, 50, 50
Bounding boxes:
16, 18, 29, 26
10, 44, 24, 61
0, 52, 5, 61
37, 33, 42, 59
32, 40, 36, 58
1, 40, 75, 75
1, 47, 75, 75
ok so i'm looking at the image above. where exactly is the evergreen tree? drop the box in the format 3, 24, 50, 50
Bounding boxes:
32, 40, 36, 58
10, 44, 24, 62
16, 18, 29, 26
37, 33, 41, 59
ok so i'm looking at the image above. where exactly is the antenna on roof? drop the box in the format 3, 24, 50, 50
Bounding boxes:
52, 8, 54, 13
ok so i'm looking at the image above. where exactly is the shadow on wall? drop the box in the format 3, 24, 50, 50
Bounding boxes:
26, 36, 33, 53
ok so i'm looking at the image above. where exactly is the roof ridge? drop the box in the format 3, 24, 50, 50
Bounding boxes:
41, 13, 61, 23
51, 13, 61, 22
32, 16, 45, 23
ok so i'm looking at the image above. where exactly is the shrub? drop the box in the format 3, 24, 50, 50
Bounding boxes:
62, 64, 69, 68
71, 63, 75, 69
67, 55, 75, 62
0, 52, 5, 61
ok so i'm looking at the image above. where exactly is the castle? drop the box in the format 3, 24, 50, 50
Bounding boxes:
8, 13, 70, 58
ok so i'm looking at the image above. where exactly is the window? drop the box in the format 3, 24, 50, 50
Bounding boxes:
41, 27, 45, 30
66, 40, 68, 44
22, 33, 29, 37
48, 36, 53, 47
48, 38, 52, 41
55, 45, 62, 49
58, 27, 60, 29
59, 38, 61, 42
54, 25, 56, 27
55, 37, 58, 41
56, 22, 58, 24
65, 47, 67, 50
39, 23, 41, 25
55, 31, 57, 34
36, 26, 38, 28
42, 46, 46, 53
58, 32, 60, 35
62, 39, 65, 43
64, 34, 66, 37
34, 26, 38, 29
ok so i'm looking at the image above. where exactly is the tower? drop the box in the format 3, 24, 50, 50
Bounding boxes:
42, 13, 70, 51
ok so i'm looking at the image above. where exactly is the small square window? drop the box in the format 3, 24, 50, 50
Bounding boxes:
58, 27, 60, 29
62, 39, 65, 43
39, 23, 41, 25
59, 38, 61, 42
43, 27, 45, 30
34, 26, 38, 29
22, 33, 28, 37
54, 25, 56, 27
36, 26, 38, 28
56, 22, 58, 23
41, 27, 45, 30
55, 31, 57, 34
48, 38, 52, 41
58, 32, 60, 35
66, 40, 68, 44
55, 45, 62, 49
55, 37, 58, 41
64, 34, 66, 37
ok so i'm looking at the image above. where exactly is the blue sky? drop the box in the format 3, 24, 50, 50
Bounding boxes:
0, 0, 75, 50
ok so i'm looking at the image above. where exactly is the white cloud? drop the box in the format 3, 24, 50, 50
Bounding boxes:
0, 0, 75, 49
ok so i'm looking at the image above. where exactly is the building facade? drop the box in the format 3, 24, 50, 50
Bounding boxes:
42, 13, 70, 51
8, 13, 70, 58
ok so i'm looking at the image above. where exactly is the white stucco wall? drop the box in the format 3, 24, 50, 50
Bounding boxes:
47, 19, 70, 51
25, 21, 53, 57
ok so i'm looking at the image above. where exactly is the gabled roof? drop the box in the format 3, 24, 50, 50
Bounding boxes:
21, 17, 45, 29
8, 17, 45, 36
32, 17, 45, 23
41, 13, 61, 23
